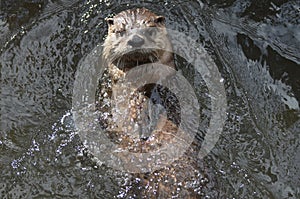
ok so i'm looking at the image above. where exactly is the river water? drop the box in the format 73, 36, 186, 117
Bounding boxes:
0, 0, 299, 198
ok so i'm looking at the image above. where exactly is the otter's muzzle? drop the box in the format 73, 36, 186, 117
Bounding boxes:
127, 35, 145, 47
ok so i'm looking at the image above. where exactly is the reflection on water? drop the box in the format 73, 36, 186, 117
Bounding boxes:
0, 0, 299, 198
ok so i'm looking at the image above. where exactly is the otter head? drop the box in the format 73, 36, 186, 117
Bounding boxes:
103, 8, 174, 71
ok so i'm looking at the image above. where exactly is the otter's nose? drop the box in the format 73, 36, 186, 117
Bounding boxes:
128, 35, 145, 47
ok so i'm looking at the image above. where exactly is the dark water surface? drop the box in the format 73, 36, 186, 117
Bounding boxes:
0, 0, 299, 198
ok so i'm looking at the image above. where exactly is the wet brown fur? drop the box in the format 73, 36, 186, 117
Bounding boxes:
101, 8, 202, 198
103, 8, 174, 81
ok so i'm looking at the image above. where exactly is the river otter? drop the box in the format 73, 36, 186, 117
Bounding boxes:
101, 7, 178, 145
98, 8, 205, 198
103, 7, 175, 80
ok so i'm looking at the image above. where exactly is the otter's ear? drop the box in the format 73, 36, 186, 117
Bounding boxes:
154, 16, 165, 24
105, 18, 114, 26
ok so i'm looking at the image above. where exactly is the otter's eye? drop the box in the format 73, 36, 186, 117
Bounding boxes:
116, 30, 126, 36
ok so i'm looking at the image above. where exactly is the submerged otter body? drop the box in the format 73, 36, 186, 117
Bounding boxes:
99, 8, 205, 198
